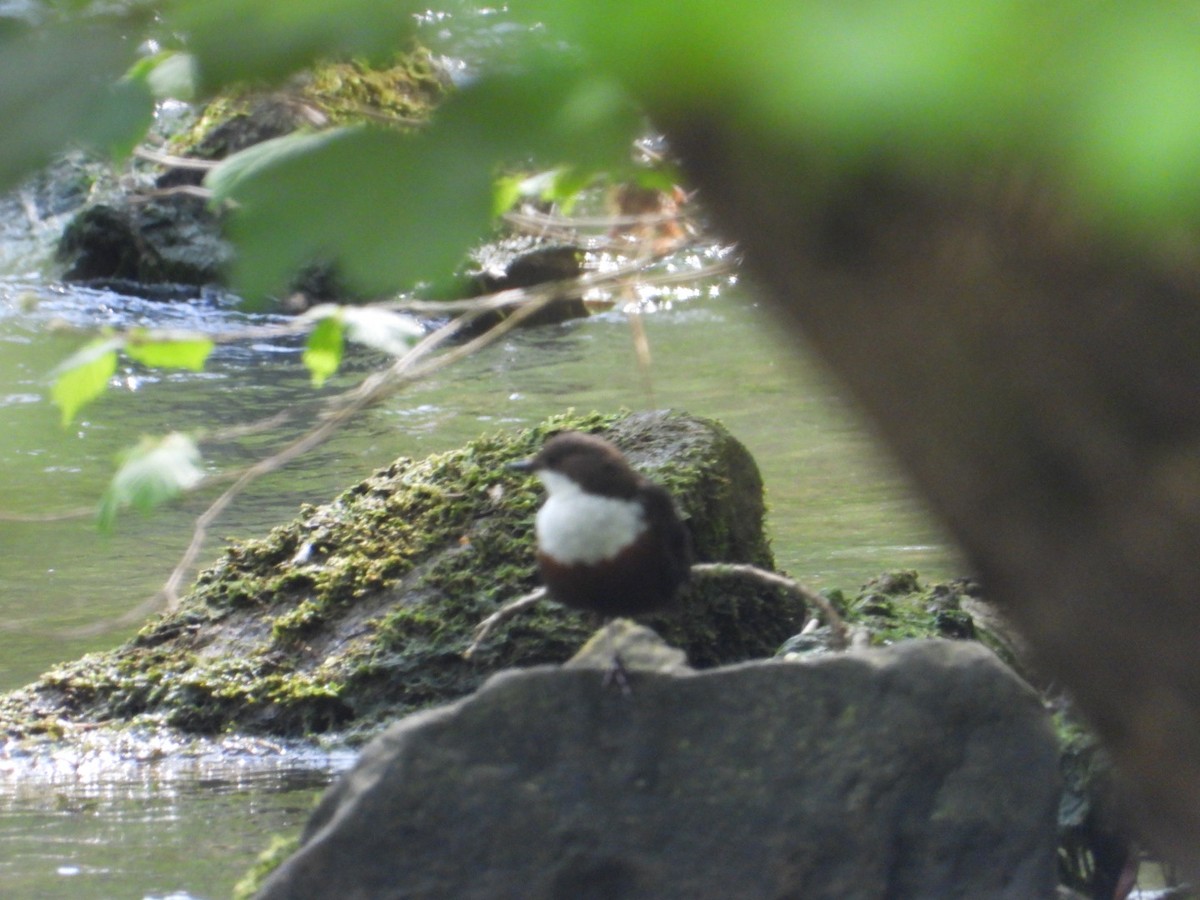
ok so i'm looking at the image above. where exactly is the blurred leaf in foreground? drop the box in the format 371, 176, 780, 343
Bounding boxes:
299, 304, 422, 384
212, 59, 642, 303
521, 0, 1200, 231
303, 315, 345, 387
168, 0, 418, 92
331, 305, 424, 357
49, 337, 121, 426
205, 129, 348, 204
124, 334, 215, 371
99, 433, 206, 530
214, 124, 493, 304
0, 21, 139, 190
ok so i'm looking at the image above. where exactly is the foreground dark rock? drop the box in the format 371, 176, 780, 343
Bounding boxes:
255, 635, 1060, 900
0, 410, 803, 743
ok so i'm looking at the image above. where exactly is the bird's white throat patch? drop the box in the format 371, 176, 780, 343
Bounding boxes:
535, 471, 646, 565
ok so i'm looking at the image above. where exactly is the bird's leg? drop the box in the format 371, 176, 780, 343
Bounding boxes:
599, 618, 633, 696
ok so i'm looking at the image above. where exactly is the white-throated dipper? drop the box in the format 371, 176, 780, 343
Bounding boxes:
509, 430, 692, 617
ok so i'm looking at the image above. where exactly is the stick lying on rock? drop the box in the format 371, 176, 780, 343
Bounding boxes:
463, 562, 849, 660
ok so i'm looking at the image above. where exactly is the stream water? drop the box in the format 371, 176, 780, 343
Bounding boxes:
0, 262, 959, 898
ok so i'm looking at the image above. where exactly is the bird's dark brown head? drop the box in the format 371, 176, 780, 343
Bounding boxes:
510, 431, 642, 499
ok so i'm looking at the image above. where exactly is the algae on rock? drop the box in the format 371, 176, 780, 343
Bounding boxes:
0, 410, 803, 743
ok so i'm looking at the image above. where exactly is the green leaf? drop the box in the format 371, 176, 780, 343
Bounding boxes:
206, 128, 349, 204
339, 305, 423, 356
98, 433, 205, 531
494, 168, 565, 216
216, 62, 641, 303
439, 60, 643, 172
547, 168, 596, 214
493, 173, 531, 218
220, 126, 494, 303
89, 75, 156, 163
168, 0, 418, 92
303, 315, 345, 386
50, 338, 121, 426
1066, 10, 1200, 228
144, 52, 200, 102
0, 22, 135, 190
124, 335, 215, 371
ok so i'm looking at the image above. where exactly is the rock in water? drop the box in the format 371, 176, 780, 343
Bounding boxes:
255, 639, 1059, 899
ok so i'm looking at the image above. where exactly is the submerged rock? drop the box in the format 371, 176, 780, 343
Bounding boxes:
57, 196, 233, 286
460, 238, 589, 330
0, 410, 803, 743
253, 636, 1060, 900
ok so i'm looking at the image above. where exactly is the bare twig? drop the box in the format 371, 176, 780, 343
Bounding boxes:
503, 208, 687, 232
128, 185, 217, 203
133, 146, 221, 170
382, 247, 730, 317
0, 507, 95, 522
462, 588, 547, 659
690, 562, 850, 649
201, 410, 296, 443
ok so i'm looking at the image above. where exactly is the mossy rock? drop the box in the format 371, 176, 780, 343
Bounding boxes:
0, 410, 802, 743
782, 570, 1015, 661
172, 49, 446, 163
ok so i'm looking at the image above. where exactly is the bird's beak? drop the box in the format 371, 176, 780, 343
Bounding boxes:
507, 457, 535, 473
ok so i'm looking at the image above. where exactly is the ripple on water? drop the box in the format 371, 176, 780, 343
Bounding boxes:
0, 730, 356, 899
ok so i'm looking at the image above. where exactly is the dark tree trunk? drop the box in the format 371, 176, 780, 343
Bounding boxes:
670, 122, 1200, 869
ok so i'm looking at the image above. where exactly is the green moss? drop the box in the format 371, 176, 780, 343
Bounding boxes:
172, 48, 445, 157
1, 411, 806, 743
836, 571, 984, 646
232, 833, 301, 900
272, 599, 327, 640
302, 51, 446, 125
174, 94, 246, 153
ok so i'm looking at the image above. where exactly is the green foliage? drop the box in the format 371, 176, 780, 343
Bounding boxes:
494, 167, 600, 217
515, 0, 1200, 230
327, 305, 424, 356
98, 433, 205, 530
204, 128, 345, 202
91, 75, 156, 164
6, 1, 1200, 237
51, 333, 216, 425
269, 300, 425, 386
1066, 8, 1200, 224
49, 337, 121, 426
211, 124, 492, 302
206, 59, 642, 302
123, 333, 215, 371
0, 21, 145, 189
167, 0, 415, 93
136, 51, 200, 103
302, 315, 345, 387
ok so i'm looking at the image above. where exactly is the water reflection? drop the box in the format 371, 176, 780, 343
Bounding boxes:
0, 738, 354, 899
